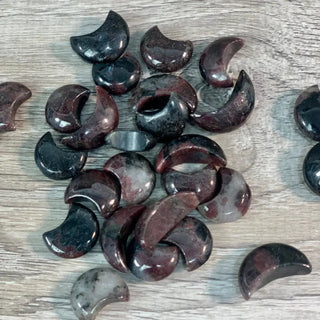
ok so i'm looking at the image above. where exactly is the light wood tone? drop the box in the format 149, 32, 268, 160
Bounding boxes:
0, 1, 319, 319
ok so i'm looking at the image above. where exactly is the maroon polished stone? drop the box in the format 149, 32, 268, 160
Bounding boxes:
104, 152, 155, 205
135, 192, 200, 251
126, 239, 179, 281
45, 84, 90, 133
131, 74, 198, 113
161, 164, 217, 204
199, 37, 244, 88
156, 134, 227, 173
100, 204, 146, 273
61, 86, 119, 150
238, 243, 312, 300
0, 82, 32, 133
191, 70, 255, 132
140, 26, 193, 73
64, 169, 121, 218
197, 167, 251, 223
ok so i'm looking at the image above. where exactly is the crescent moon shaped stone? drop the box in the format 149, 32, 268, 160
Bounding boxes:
103, 152, 155, 205
238, 243, 312, 300
71, 268, 129, 320
34, 132, 87, 180
131, 74, 198, 113
70, 10, 129, 63
100, 204, 146, 273
140, 26, 193, 72
163, 217, 212, 271
126, 239, 179, 281
199, 37, 244, 88
135, 192, 200, 251
294, 85, 320, 141
45, 84, 90, 133
303, 142, 320, 195
0, 82, 32, 133
64, 169, 121, 218
105, 130, 157, 152
156, 134, 227, 173
197, 167, 251, 223
61, 86, 119, 150
43, 204, 99, 258
135, 93, 189, 142
191, 70, 255, 132
92, 53, 141, 95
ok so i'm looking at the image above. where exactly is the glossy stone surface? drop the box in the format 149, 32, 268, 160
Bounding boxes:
156, 134, 227, 173
92, 53, 141, 95
135, 192, 200, 251
199, 37, 244, 87
303, 143, 320, 195
106, 130, 157, 152
0, 82, 32, 133
136, 93, 188, 142
43, 204, 99, 258
161, 164, 217, 204
294, 85, 320, 141
191, 70, 255, 132
104, 152, 155, 205
34, 132, 87, 180
238, 243, 312, 300
126, 239, 179, 281
131, 74, 198, 113
45, 84, 90, 133
71, 268, 129, 320
163, 217, 212, 271
198, 167, 251, 223
65, 169, 121, 218
100, 204, 146, 273
140, 26, 193, 72
70, 10, 129, 63
62, 86, 119, 150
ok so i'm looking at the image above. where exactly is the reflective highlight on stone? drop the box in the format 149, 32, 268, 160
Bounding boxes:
45, 84, 90, 133
140, 26, 193, 72
294, 85, 320, 141
100, 204, 146, 273
156, 134, 227, 173
191, 70, 255, 132
106, 130, 156, 152
135, 192, 200, 251
238, 243, 312, 300
104, 152, 155, 205
126, 239, 179, 281
199, 37, 244, 87
70, 10, 129, 63
34, 132, 87, 180
303, 143, 320, 195
65, 169, 121, 218
92, 53, 141, 95
198, 167, 251, 223
0, 82, 32, 133
62, 86, 119, 150
71, 268, 129, 320
43, 204, 99, 258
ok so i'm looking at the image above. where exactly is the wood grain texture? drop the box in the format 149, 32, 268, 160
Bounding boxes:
1, 0, 320, 319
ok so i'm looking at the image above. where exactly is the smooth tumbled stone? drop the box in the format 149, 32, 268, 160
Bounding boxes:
71, 268, 129, 320
303, 142, 320, 195
34, 132, 87, 180
238, 243, 312, 300
104, 152, 155, 205
92, 53, 141, 95
43, 204, 99, 258
0, 82, 32, 133
64, 169, 121, 218
70, 10, 129, 63
126, 239, 179, 281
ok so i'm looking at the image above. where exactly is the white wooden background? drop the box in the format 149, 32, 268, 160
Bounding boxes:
0, 1, 319, 319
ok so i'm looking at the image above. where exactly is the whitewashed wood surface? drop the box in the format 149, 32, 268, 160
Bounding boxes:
1, 0, 320, 319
